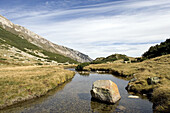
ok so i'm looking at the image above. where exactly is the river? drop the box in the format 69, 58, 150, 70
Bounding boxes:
2, 68, 153, 113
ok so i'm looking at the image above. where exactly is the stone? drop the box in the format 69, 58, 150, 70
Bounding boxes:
117, 105, 126, 111
129, 78, 137, 83
125, 84, 131, 91
91, 80, 121, 104
78, 71, 90, 75
96, 70, 107, 74
128, 95, 139, 99
147, 77, 160, 85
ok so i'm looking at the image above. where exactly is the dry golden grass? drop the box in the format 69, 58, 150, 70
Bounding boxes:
85, 54, 170, 79
59, 64, 78, 68
85, 54, 170, 112
0, 65, 75, 109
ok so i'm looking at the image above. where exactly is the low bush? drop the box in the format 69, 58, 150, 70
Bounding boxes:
75, 62, 90, 71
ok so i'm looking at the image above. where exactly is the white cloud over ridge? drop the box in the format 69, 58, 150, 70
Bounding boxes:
1, 0, 170, 59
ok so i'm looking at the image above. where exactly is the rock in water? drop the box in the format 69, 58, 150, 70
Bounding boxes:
128, 95, 139, 99
91, 80, 121, 104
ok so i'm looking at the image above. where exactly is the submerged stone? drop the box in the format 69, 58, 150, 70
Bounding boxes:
117, 105, 126, 111
91, 80, 121, 104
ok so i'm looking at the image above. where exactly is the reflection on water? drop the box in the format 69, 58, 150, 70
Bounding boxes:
78, 73, 90, 77
91, 98, 120, 113
1, 68, 153, 113
1, 79, 73, 113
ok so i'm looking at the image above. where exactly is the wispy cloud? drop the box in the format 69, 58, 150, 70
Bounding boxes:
0, 0, 170, 59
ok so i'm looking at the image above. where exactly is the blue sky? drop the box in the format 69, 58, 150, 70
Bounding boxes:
0, 0, 170, 59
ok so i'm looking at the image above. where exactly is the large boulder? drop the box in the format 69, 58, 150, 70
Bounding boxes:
91, 80, 121, 104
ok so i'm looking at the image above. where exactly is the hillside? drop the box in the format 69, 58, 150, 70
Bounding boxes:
143, 38, 170, 59
0, 15, 92, 63
92, 54, 131, 64
0, 26, 78, 65
75, 54, 135, 71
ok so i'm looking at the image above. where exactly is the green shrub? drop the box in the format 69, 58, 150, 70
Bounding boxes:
75, 62, 90, 71
143, 38, 170, 59
123, 57, 129, 61
36, 63, 43, 65
0, 58, 7, 60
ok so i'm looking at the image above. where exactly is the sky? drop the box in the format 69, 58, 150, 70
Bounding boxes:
0, 0, 170, 59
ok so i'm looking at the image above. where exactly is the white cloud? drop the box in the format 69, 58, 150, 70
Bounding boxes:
1, 0, 170, 59
45, 1, 49, 5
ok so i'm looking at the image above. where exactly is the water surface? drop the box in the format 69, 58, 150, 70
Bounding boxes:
2, 69, 153, 113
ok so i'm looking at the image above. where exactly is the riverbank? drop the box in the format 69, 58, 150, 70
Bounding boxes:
1, 68, 153, 113
0, 65, 75, 109
84, 54, 170, 112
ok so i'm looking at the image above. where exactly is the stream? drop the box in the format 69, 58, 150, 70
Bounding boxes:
2, 68, 153, 113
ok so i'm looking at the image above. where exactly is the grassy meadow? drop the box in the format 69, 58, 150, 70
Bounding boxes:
84, 54, 170, 112
0, 65, 75, 109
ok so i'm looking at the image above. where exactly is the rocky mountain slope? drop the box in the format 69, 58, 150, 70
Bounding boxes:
0, 26, 78, 65
0, 15, 92, 63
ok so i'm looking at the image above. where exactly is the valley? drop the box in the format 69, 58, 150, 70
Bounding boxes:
0, 10, 169, 113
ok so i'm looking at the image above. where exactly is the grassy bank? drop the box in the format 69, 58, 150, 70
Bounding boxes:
0, 65, 75, 109
84, 54, 170, 112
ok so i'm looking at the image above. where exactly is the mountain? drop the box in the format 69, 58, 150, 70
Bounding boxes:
142, 38, 170, 59
0, 25, 78, 65
91, 54, 130, 64
0, 15, 92, 63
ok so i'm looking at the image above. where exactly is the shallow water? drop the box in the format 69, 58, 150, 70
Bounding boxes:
1, 68, 153, 113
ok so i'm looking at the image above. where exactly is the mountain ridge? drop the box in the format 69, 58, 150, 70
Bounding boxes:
0, 15, 92, 63
0, 25, 78, 65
